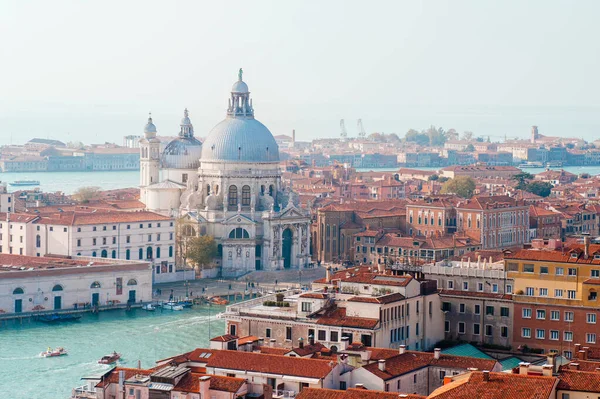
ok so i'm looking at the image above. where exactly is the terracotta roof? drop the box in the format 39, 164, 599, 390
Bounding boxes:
237, 335, 259, 345
429, 371, 557, 399
209, 334, 237, 342
583, 279, 600, 285
259, 346, 289, 356
173, 372, 246, 393
205, 350, 334, 379
506, 244, 600, 265
289, 342, 330, 357
299, 293, 328, 299
439, 289, 512, 301
347, 292, 405, 304
317, 307, 379, 329
456, 195, 524, 211
296, 388, 422, 399
557, 369, 600, 393
96, 368, 152, 388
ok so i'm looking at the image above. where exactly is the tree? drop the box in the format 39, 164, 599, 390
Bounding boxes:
465, 144, 475, 152
438, 176, 450, 183
405, 129, 430, 146
440, 176, 476, 198
525, 181, 553, 197
512, 172, 534, 190
186, 235, 218, 270
72, 186, 100, 203
462, 131, 473, 141
428, 174, 439, 181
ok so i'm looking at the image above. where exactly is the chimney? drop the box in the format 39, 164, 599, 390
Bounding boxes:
378, 359, 386, 372
340, 336, 349, 351
443, 376, 453, 385
399, 345, 406, 354
434, 348, 441, 360
584, 235, 590, 260
575, 344, 582, 358
199, 376, 211, 398
518, 362, 530, 375
482, 370, 490, 382
570, 363, 580, 370
326, 266, 331, 283
309, 334, 315, 346
583, 347, 590, 360
298, 337, 304, 349
292, 129, 296, 144
377, 262, 384, 274
118, 370, 125, 394
269, 339, 276, 348
547, 352, 558, 374
355, 384, 364, 389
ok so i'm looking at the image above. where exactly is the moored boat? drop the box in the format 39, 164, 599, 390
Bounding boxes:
142, 304, 156, 311
9, 180, 40, 186
176, 300, 193, 308
163, 301, 184, 311
40, 347, 68, 357
98, 352, 121, 364
37, 313, 82, 323
209, 296, 229, 306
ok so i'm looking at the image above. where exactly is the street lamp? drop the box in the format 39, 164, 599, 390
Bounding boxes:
185, 280, 189, 298
298, 270, 302, 289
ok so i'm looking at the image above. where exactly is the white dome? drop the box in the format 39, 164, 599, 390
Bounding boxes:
232, 80, 249, 93
201, 118, 279, 163
161, 137, 203, 169
144, 116, 157, 137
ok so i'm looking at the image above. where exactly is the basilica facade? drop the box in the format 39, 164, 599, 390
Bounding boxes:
139, 70, 311, 277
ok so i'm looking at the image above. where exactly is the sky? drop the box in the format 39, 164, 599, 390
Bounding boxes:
1, 0, 599, 145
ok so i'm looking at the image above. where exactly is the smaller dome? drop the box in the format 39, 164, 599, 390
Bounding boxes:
232, 80, 249, 93
161, 137, 203, 169
144, 115, 157, 137
181, 108, 192, 126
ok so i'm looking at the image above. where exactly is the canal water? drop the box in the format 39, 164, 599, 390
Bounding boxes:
0, 306, 225, 399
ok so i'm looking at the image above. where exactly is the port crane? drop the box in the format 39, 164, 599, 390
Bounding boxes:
357, 119, 366, 139
340, 119, 348, 141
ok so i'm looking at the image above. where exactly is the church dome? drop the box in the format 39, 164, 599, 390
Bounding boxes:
161, 108, 202, 169
201, 69, 279, 163
144, 115, 157, 138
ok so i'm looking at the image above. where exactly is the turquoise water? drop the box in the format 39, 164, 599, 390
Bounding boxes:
0, 306, 224, 399
358, 165, 600, 175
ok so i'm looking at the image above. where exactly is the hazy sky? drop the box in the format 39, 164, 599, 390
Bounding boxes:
1, 0, 599, 145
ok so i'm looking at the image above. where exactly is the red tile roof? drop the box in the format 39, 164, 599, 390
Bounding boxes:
317, 307, 379, 329
557, 369, 600, 393
348, 292, 405, 304
96, 368, 153, 388
299, 293, 328, 299
429, 371, 557, 399
210, 334, 238, 342
296, 388, 423, 399
173, 372, 246, 393
506, 244, 600, 265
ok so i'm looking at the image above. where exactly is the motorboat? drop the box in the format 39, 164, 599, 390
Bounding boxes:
141, 304, 156, 311
9, 180, 40, 186
519, 162, 543, 168
209, 296, 229, 306
176, 300, 193, 308
163, 301, 184, 311
40, 347, 68, 357
37, 313, 82, 323
98, 352, 121, 364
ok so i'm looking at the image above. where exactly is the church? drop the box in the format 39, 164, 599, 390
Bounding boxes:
138, 70, 311, 277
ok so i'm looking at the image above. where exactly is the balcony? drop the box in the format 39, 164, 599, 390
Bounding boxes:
71, 386, 97, 399
273, 390, 297, 398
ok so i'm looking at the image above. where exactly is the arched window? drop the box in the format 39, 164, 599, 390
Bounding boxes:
101, 249, 108, 258
261, 185, 265, 195
269, 184, 274, 197
126, 249, 130, 260
242, 185, 251, 206
207, 184, 211, 195
156, 247, 161, 259
90, 281, 101, 289
52, 284, 63, 292
13, 287, 24, 295
228, 185, 238, 207
168, 246, 173, 257
217, 244, 223, 256
183, 225, 196, 237
127, 279, 137, 286
147, 247, 153, 259
92, 251, 97, 257
36, 235, 41, 248
229, 228, 250, 239
138, 248, 143, 260
111, 250, 117, 259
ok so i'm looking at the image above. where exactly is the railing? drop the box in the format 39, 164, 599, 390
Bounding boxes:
273, 389, 296, 398
225, 289, 298, 314
71, 386, 97, 399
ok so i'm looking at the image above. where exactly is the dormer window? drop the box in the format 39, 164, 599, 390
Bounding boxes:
571, 253, 579, 259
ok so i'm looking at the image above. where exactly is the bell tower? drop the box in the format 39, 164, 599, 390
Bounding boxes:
140, 113, 160, 204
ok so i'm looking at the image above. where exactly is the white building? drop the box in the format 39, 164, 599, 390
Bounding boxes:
0, 210, 178, 283
139, 69, 311, 277
0, 182, 14, 213
0, 254, 152, 314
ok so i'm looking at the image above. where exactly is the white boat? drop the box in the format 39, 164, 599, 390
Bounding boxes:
40, 347, 68, 357
163, 302, 183, 311
142, 304, 156, 311
519, 161, 543, 168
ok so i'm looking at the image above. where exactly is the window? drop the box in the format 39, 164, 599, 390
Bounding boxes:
458, 322, 465, 334
587, 333, 597, 344
501, 307, 509, 317
522, 308, 532, 318
486, 306, 494, 316
501, 326, 508, 338
102, 237, 107, 245
506, 284, 513, 294
523, 264, 534, 273
413, 375, 417, 384
462, 282, 468, 290
442, 302, 451, 312
556, 267, 564, 276
126, 236, 130, 244
492, 284, 498, 293
112, 237, 116, 244
444, 321, 450, 332
588, 313, 597, 324
301, 302, 312, 312
459, 303, 465, 313
568, 290, 576, 299
439, 370, 446, 380
565, 311, 574, 322
525, 287, 534, 296
568, 268, 577, 276
539, 288, 548, 297
564, 331, 573, 341
550, 330, 559, 340
448, 280, 454, 289
536, 310, 546, 320
551, 310, 560, 321
169, 246, 173, 258
522, 328, 531, 338
592, 270, 600, 278
92, 238, 97, 246
265, 328, 271, 338
126, 249, 130, 260
330, 331, 339, 342
229, 228, 250, 239
148, 234, 152, 242
228, 185, 238, 207
485, 325, 493, 336
477, 282, 483, 292
540, 266, 548, 274
555, 289, 563, 297
157, 234, 161, 241
536, 329, 545, 339
318, 330, 326, 341
474, 304, 481, 315
241, 185, 251, 206
286, 326, 292, 340
473, 323, 480, 335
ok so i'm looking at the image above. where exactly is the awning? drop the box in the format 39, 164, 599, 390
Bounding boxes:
281, 376, 321, 384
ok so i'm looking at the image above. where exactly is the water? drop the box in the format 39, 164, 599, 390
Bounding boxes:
0, 306, 224, 399
357, 165, 600, 176
0, 170, 140, 195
